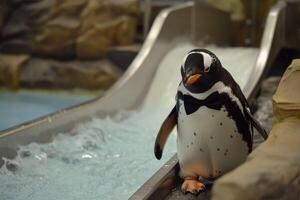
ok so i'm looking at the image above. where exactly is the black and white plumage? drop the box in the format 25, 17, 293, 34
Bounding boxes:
154, 49, 267, 194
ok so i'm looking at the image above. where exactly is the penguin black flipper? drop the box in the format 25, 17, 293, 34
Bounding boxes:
220, 68, 268, 141
154, 106, 177, 160
244, 108, 268, 140
221, 67, 268, 140
232, 84, 268, 140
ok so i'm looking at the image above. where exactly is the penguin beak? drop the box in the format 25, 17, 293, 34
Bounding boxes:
185, 73, 202, 86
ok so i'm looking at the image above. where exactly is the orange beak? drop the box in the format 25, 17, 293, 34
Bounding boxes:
186, 74, 201, 86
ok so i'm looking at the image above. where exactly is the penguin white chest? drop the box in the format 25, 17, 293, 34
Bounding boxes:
177, 100, 248, 178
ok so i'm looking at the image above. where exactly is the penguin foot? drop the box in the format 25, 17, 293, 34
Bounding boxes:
181, 178, 205, 195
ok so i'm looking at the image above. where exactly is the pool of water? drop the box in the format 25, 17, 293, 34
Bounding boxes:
0, 89, 96, 130
0, 109, 177, 200
0, 44, 259, 200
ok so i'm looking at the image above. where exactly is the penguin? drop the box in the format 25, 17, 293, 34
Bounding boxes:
154, 49, 268, 195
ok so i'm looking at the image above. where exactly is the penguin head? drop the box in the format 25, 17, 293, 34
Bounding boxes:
181, 49, 221, 92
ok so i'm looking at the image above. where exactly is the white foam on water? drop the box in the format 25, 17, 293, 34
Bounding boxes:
0, 109, 176, 200
0, 43, 259, 200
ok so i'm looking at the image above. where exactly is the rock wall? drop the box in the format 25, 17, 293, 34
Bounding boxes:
0, 54, 29, 89
212, 60, 300, 200
0, 0, 139, 59
0, 0, 139, 90
20, 57, 122, 90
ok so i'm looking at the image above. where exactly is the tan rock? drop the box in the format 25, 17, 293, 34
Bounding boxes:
31, 17, 79, 58
76, 15, 137, 59
80, 0, 113, 30
0, 54, 29, 89
110, 0, 140, 17
273, 59, 300, 124
50, 0, 87, 18
20, 58, 121, 90
115, 16, 137, 45
1, 0, 138, 59
20, 0, 53, 27
76, 21, 117, 59
79, 0, 138, 30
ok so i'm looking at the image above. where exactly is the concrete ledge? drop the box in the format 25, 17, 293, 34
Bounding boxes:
212, 59, 300, 200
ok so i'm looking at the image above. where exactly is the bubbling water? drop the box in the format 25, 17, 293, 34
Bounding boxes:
0, 109, 176, 200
